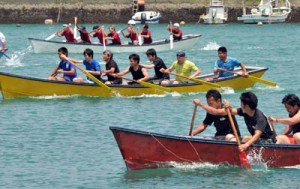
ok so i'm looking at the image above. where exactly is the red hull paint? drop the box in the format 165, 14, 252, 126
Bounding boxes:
110, 127, 300, 170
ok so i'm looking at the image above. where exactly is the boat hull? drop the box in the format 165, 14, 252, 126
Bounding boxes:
238, 14, 289, 24
28, 34, 200, 54
110, 127, 300, 170
0, 66, 268, 99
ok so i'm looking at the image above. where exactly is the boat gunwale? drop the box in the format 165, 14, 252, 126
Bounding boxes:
0, 66, 268, 89
28, 34, 202, 47
110, 126, 300, 149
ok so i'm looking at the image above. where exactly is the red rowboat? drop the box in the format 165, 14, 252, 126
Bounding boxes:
110, 127, 300, 170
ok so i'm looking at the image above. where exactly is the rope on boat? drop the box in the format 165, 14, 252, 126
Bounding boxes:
150, 134, 194, 163
185, 136, 202, 162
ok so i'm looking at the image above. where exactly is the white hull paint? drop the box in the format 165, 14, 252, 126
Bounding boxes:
29, 34, 201, 54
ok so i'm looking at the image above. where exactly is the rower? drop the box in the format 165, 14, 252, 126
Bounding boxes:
56, 24, 77, 43
167, 23, 183, 41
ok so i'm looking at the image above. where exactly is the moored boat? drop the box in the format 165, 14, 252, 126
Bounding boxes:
131, 11, 161, 24
203, 0, 228, 24
28, 34, 200, 54
110, 126, 300, 170
0, 66, 269, 99
238, 0, 291, 24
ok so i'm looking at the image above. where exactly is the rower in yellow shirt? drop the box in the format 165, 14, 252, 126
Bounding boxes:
160, 50, 201, 85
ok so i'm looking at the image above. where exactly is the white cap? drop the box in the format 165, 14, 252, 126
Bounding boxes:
62, 24, 68, 27
174, 23, 180, 27
128, 20, 136, 25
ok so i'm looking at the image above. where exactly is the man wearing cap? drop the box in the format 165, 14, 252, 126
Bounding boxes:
90, 25, 107, 45
102, 50, 122, 84
0, 31, 6, 58
167, 23, 183, 40
160, 50, 201, 85
56, 24, 77, 43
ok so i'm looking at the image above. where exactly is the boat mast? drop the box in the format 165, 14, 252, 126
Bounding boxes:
242, 0, 246, 15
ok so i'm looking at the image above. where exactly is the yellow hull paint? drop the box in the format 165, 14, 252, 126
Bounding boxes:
0, 67, 269, 99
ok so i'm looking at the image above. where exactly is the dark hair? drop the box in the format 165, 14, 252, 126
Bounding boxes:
93, 25, 99, 30
58, 47, 68, 56
83, 48, 94, 58
206, 89, 222, 101
218, 46, 227, 53
282, 94, 300, 106
143, 24, 149, 29
129, 53, 140, 64
103, 50, 113, 60
146, 48, 157, 57
240, 91, 258, 110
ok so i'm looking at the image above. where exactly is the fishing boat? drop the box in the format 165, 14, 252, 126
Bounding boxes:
110, 126, 300, 170
238, 0, 291, 24
203, 0, 228, 24
0, 66, 270, 99
28, 34, 200, 54
131, 11, 161, 24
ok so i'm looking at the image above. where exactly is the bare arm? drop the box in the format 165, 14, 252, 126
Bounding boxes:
137, 68, 149, 82
189, 69, 201, 79
240, 63, 248, 76
191, 123, 208, 136
269, 111, 300, 126
140, 64, 155, 69
239, 130, 262, 151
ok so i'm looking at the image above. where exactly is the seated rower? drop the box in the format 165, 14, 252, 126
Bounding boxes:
269, 94, 300, 144
90, 25, 107, 45
160, 50, 201, 85
48, 47, 78, 82
58, 48, 103, 83
105, 25, 122, 45
140, 24, 152, 44
213, 46, 248, 78
167, 23, 182, 41
112, 53, 149, 85
192, 89, 241, 141
121, 26, 138, 45
140, 48, 169, 85
56, 24, 77, 43
101, 50, 122, 84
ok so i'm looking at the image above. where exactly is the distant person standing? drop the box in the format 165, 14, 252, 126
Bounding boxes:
140, 24, 152, 44
0, 32, 6, 58
56, 24, 77, 43
167, 23, 183, 40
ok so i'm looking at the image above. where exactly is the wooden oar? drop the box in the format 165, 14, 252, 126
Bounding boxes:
45, 32, 57, 41
168, 72, 221, 88
66, 58, 111, 92
121, 77, 173, 93
189, 104, 197, 136
225, 107, 251, 168
219, 68, 277, 87
102, 26, 106, 51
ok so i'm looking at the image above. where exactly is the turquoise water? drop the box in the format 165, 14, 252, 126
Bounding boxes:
0, 23, 300, 188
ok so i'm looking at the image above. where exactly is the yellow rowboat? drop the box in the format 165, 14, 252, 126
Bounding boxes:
0, 66, 271, 99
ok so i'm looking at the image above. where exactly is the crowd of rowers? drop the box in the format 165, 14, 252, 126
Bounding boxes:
48, 46, 248, 86
55, 20, 183, 45
192, 90, 300, 153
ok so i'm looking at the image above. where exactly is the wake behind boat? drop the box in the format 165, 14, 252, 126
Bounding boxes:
0, 66, 269, 99
110, 126, 300, 170
28, 34, 201, 54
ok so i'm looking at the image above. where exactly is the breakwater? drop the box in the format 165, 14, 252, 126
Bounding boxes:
0, 3, 299, 24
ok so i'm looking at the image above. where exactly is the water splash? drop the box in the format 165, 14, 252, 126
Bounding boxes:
201, 41, 220, 51
1, 46, 32, 67
167, 161, 220, 170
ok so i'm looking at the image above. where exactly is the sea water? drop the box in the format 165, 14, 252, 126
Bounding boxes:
0, 23, 300, 188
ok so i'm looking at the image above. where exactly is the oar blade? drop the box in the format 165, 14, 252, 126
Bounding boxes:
140, 81, 172, 93
239, 151, 251, 168
248, 75, 277, 87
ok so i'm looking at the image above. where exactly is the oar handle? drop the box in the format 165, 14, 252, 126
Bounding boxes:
189, 104, 197, 136
225, 107, 241, 146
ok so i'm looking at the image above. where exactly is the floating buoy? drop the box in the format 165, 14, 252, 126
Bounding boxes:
16, 24, 21, 27
44, 19, 54, 25
257, 22, 263, 26
180, 21, 186, 25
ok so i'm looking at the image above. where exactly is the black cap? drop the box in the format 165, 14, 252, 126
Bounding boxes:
176, 50, 185, 57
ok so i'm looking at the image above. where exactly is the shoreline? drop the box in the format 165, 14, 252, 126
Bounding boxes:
0, 3, 300, 24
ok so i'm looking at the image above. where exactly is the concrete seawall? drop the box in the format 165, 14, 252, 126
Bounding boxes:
0, 3, 299, 24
